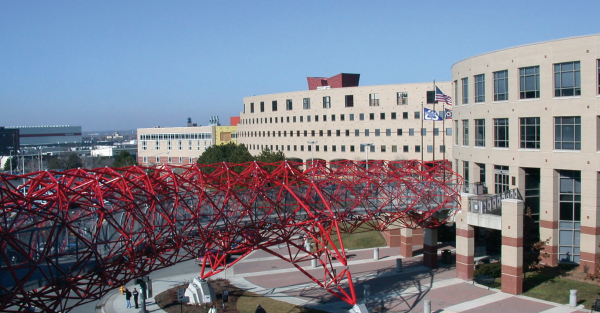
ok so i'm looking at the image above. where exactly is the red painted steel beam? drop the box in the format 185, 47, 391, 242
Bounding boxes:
0, 160, 462, 312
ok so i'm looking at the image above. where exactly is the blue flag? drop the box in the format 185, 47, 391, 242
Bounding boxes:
423, 107, 443, 121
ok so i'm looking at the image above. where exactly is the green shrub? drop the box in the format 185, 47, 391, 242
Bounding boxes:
475, 262, 502, 278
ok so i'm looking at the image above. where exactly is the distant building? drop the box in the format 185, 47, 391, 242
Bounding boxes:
0, 127, 19, 156
137, 117, 239, 166
6, 125, 82, 146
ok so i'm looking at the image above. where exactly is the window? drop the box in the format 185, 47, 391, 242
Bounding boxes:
331, 114, 335, 121
340, 114, 345, 121
303, 98, 310, 110
350, 145, 355, 152
454, 121, 459, 145
345, 129, 350, 136
369, 93, 380, 106
598, 60, 600, 94
369, 113, 375, 120
414, 111, 420, 119
355, 129, 360, 136
286, 99, 293, 110
427, 145, 433, 153
520, 66, 540, 99
493, 70, 508, 101
493, 118, 509, 148
307, 115, 311, 122
341, 145, 346, 152
386, 129, 391, 136
315, 115, 319, 122
494, 165, 509, 194
260, 101, 264, 112
462, 78, 469, 104
168, 156, 173, 163
380, 113, 385, 120
156, 156, 160, 163
554, 61, 581, 97
462, 120, 469, 146
392, 145, 397, 152
250, 102, 254, 113
520, 117, 540, 149
323, 96, 330, 109
391, 112, 397, 119
365, 129, 370, 136
375, 129, 380, 136
475, 119, 485, 147
272, 100, 277, 111
476, 163, 486, 184
403, 145, 409, 152
381, 145, 386, 152
142, 156, 148, 163
474, 74, 485, 103
345, 95, 354, 107
409, 128, 414, 136
300, 116, 304, 122
403, 112, 408, 119
397, 129, 402, 136
349, 114, 354, 121
397, 92, 408, 105
555, 116, 581, 150
558, 170, 581, 263
463, 161, 469, 185
415, 145, 421, 153
454, 80, 459, 105
319, 130, 323, 137
426, 90, 435, 104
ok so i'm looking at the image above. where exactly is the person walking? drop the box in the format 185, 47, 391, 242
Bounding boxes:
208, 304, 217, 313
132, 288, 139, 309
124, 288, 132, 308
255, 304, 266, 313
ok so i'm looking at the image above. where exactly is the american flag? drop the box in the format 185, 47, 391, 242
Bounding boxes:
435, 86, 453, 105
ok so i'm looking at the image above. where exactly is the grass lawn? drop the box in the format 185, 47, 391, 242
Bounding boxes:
324, 224, 387, 251
236, 291, 326, 313
523, 272, 600, 309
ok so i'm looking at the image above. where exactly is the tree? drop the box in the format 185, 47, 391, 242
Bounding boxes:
2, 157, 17, 172
49, 153, 83, 170
254, 147, 286, 163
113, 151, 137, 168
197, 142, 254, 173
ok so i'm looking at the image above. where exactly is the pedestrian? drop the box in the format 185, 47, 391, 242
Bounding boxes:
208, 304, 217, 313
255, 304, 266, 313
132, 288, 139, 309
124, 288, 132, 308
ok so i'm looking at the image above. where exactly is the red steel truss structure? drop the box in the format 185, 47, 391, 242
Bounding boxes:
0, 159, 461, 312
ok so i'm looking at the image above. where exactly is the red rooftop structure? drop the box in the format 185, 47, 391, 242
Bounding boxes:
307, 73, 360, 90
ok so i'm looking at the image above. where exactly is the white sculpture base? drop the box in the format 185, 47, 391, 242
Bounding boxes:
184, 277, 215, 305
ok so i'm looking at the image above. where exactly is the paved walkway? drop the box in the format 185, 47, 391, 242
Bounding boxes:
99, 247, 588, 313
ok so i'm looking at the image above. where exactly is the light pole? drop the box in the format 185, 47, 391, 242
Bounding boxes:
307, 141, 317, 167
360, 143, 373, 170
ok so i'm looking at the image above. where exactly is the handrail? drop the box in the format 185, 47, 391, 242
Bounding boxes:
469, 188, 522, 215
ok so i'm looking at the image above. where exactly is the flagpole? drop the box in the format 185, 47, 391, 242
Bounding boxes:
433, 79, 436, 162
420, 101, 424, 165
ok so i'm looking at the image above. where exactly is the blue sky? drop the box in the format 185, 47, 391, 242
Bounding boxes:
1, 1, 598, 131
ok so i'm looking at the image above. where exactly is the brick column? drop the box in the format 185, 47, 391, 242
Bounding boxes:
456, 193, 475, 280
579, 170, 599, 273
501, 198, 524, 295
400, 227, 413, 257
423, 228, 438, 269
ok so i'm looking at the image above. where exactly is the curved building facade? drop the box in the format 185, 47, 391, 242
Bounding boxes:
238, 80, 454, 163
451, 34, 600, 270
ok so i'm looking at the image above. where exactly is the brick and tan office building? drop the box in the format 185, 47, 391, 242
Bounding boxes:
237, 73, 454, 163
451, 34, 600, 293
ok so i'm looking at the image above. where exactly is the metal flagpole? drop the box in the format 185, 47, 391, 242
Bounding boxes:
433, 80, 436, 161
420, 101, 424, 165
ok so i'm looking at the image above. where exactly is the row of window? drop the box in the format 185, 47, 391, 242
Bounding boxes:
455, 60, 594, 105
247, 92, 412, 113
246, 143, 447, 154
240, 127, 453, 139
455, 116, 581, 150
241, 110, 425, 126
142, 156, 196, 164
141, 140, 211, 151
139, 132, 212, 140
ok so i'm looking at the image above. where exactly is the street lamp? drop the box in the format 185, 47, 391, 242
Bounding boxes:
360, 143, 373, 170
307, 141, 317, 167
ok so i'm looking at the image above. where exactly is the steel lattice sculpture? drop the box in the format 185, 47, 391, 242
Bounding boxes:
0, 159, 462, 312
